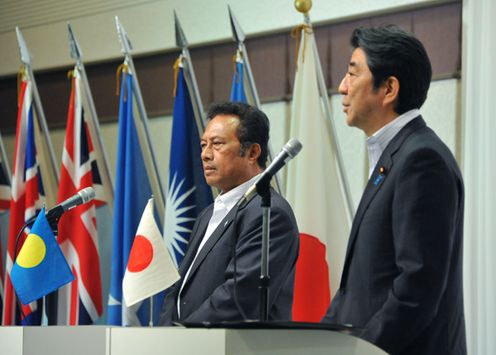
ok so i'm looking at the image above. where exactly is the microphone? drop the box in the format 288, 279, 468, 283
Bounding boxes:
237, 138, 302, 207
26, 187, 96, 227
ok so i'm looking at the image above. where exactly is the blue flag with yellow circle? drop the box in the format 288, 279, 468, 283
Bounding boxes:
10, 207, 74, 305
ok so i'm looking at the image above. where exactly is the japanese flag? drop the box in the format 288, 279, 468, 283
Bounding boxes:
123, 199, 180, 307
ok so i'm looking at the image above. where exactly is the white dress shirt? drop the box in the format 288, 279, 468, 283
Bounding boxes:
177, 174, 260, 317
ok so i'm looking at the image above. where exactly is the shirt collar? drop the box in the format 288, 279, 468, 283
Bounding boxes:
366, 109, 420, 177
215, 174, 261, 212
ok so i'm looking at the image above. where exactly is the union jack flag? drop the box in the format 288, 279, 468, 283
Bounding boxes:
0, 134, 11, 321
0, 142, 10, 211
56, 67, 104, 324
2, 77, 46, 325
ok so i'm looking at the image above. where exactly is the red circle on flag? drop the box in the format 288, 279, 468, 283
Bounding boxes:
127, 235, 153, 272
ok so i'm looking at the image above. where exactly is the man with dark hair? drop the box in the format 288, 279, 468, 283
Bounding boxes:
321, 26, 466, 355
160, 102, 299, 325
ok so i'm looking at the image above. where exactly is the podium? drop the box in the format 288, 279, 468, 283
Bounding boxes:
0, 325, 387, 355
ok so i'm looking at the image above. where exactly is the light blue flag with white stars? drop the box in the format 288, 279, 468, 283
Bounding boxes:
230, 52, 248, 103
108, 69, 155, 326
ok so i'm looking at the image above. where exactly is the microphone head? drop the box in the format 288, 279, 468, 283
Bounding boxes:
78, 187, 96, 203
283, 138, 303, 158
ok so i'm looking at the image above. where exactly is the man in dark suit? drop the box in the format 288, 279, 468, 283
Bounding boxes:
160, 102, 299, 325
321, 26, 466, 355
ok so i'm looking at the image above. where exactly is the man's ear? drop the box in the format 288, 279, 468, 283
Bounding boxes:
382, 76, 400, 108
247, 143, 262, 164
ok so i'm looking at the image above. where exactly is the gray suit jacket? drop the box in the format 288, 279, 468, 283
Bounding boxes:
322, 117, 466, 355
160, 189, 299, 325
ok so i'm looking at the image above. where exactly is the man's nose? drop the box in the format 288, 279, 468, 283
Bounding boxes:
338, 75, 348, 95
201, 145, 212, 161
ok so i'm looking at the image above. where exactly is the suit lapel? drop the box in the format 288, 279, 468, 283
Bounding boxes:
181, 204, 240, 289
340, 116, 427, 288
178, 206, 213, 277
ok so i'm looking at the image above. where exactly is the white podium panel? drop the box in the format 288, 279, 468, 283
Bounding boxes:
0, 326, 110, 355
0, 326, 24, 355
225, 328, 386, 355
23, 326, 109, 355
111, 327, 227, 354
0, 326, 388, 355
111, 327, 387, 355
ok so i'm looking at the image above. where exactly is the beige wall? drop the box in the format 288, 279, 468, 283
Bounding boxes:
0, 0, 451, 76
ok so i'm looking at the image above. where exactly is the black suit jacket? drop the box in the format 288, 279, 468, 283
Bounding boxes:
322, 117, 466, 355
159, 189, 299, 325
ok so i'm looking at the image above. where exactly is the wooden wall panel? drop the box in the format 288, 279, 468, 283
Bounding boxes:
211, 42, 236, 104
413, 5, 461, 77
247, 33, 290, 102
328, 19, 371, 90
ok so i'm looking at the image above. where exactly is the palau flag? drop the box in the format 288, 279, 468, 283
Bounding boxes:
163, 58, 213, 267
10, 208, 74, 305
230, 50, 247, 103
108, 66, 155, 326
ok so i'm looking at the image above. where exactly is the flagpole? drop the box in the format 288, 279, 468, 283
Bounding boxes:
0, 133, 12, 185
174, 11, 207, 131
149, 296, 153, 327
67, 23, 115, 214
295, 2, 354, 220
115, 17, 165, 226
16, 27, 59, 185
228, 6, 283, 195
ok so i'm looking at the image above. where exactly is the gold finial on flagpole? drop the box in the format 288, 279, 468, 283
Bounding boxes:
294, 0, 312, 14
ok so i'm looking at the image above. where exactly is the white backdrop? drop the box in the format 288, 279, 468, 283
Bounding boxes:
462, 0, 496, 354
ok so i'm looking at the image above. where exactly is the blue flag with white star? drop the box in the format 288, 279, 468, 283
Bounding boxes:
163, 62, 213, 267
10, 207, 74, 305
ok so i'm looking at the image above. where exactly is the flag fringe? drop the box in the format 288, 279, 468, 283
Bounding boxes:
290, 24, 312, 67
115, 63, 129, 99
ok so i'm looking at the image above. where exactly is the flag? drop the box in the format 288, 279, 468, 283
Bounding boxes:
10, 207, 74, 305
0, 239, 3, 322
2, 78, 48, 325
123, 199, 179, 307
0, 135, 9, 321
163, 59, 213, 267
56, 67, 103, 325
108, 67, 156, 326
286, 27, 352, 322
0, 140, 10, 211
230, 51, 247, 103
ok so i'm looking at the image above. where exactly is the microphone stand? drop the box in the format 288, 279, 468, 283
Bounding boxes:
256, 177, 272, 322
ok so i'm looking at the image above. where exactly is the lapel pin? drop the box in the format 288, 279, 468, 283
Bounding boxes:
373, 166, 387, 186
